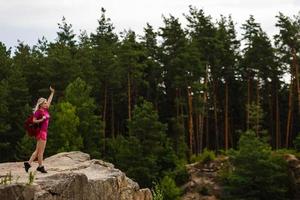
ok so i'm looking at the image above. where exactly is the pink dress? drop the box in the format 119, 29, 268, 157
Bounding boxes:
34, 108, 50, 141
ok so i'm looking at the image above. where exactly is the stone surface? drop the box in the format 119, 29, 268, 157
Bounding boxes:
0, 151, 152, 200
181, 157, 227, 200
284, 154, 300, 200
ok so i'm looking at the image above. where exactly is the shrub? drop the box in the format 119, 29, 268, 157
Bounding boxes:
294, 133, 300, 152
173, 165, 189, 185
160, 176, 182, 200
152, 182, 164, 200
220, 131, 291, 200
191, 148, 216, 164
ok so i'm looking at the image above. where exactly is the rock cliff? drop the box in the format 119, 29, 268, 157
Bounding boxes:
0, 151, 152, 200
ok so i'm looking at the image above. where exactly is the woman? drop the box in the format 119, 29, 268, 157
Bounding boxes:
24, 86, 55, 173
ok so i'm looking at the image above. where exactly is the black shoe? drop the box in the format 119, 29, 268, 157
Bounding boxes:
24, 162, 31, 173
37, 165, 47, 173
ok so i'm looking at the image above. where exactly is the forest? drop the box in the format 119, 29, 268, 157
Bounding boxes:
1, 6, 300, 199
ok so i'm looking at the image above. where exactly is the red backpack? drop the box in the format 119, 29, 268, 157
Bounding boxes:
24, 115, 40, 137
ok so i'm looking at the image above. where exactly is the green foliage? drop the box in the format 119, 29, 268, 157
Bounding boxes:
294, 133, 300, 152
48, 102, 82, 154
0, 171, 12, 185
0, 80, 10, 134
152, 182, 164, 200
247, 102, 264, 132
172, 163, 189, 186
191, 148, 216, 164
0, 80, 12, 161
221, 131, 291, 200
106, 100, 178, 188
64, 78, 103, 158
169, 118, 188, 161
159, 176, 182, 200
27, 171, 35, 185
15, 135, 36, 160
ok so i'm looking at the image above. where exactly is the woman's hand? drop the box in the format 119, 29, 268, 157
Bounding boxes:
48, 86, 55, 107
50, 86, 55, 93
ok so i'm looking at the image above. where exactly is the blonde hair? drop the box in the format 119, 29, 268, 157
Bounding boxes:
33, 97, 47, 113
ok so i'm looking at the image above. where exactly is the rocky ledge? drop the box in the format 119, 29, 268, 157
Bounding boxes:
0, 151, 152, 200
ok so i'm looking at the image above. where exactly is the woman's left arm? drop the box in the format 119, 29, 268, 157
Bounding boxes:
48, 86, 55, 107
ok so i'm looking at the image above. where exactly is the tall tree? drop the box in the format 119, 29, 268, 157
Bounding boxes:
0, 43, 13, 162
47, 17, 80, 94
107, 100, 177, 187
215, 16, 240, 150
2, 45, 32, 160
240, 15, 263, 132
186, 7, 219, 151
160, 14, 203, 158
140, 23, 163, 110
275, 12, 300, 147
90, 8, 120, 140
118, 30, 145, 121
64, 78, 103, 157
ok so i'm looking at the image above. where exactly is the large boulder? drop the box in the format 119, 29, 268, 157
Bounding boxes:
0, 151, 152, 200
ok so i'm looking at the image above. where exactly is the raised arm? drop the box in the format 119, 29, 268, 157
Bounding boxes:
48, 86, 55, 107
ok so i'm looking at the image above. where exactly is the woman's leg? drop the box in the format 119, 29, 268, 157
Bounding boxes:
37, 139, 47, 166
28, 142, 39, 164
24, 141, 39, 172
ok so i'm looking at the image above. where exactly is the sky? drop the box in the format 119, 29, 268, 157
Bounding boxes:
0, 0, 299, 49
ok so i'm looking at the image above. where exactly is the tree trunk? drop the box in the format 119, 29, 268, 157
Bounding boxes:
204, 65, 209, 150
256, 78, 260, 137
268, 83, 274, 147
225, 82, 229, 150
128, 73, 132, 120
198, 77, 205, 154
102, 83, 107, 153
286, 78, 293, 148
247, 77, 251, 130
195, 114, 199, 155
199, 99, 204, 154
212, 81, 219, 151
187, 86, 194, 155
292, 48, 300, 114
111, 93, 115, 138
275, 86, 280, 149
176, 88, 179, 119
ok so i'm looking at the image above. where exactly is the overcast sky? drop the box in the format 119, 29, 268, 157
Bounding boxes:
0, 0, 299, 49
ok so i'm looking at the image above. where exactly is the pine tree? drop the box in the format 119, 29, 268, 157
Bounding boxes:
222, 131, 290, 200
47, 17, 80, 93
186, 7, 219, 151
159, 14, 203, 158
106, 100, 178, 187
0, 80, 11, 162
140, 23, 162, 109
118, 30, 145, 121
47, 102, 82, 154
275, 12, 300, 147
90, 8, 120, 140
64, 78, 103, 157
215, 15, 240, 150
